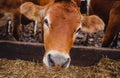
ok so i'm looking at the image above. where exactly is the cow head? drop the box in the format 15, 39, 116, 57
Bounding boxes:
20, 0, 104, 70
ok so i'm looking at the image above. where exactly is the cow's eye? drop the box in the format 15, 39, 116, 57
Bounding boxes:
44, 19, 49, 27
75, 28, 81, 34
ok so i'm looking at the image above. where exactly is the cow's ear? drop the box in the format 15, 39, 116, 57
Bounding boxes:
20, 2, 44, 21
81, 15, 105, 33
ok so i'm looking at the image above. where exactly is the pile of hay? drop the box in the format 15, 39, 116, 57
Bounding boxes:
0, 58, 120, 78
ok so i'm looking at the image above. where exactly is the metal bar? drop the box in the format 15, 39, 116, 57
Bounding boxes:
0, 40, 119, 66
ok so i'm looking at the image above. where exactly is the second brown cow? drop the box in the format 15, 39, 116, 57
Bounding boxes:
89, 0, 120, 48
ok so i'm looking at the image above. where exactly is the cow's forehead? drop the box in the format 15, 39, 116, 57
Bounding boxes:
47, 2, 80, 16
45, 2, 81, 28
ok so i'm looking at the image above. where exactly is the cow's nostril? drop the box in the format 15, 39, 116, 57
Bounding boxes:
46, 53, 70, 69
62, 58, 70, 68
48, 54, 55, 67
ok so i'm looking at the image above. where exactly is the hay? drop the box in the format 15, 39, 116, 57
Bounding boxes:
0, 58, 120, 78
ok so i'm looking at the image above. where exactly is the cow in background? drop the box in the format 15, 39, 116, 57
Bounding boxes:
89, 0, 120, 48
0, 0, 40, 40
0, 0, 46, 40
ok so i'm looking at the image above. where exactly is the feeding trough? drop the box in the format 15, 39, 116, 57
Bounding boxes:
0, 40, 120, 66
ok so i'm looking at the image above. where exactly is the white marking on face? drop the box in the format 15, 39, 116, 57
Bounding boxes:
43, 50, 71, 68
80, 23, 82, 28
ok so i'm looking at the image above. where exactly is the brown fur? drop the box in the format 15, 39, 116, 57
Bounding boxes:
44, 1, 81, 53
0, 0, 81, 40
81, 15, 104, 33
0, 0, 51, 40
20, 0, 104, 69
89, 0, 120, 47
0, 0, 38, 40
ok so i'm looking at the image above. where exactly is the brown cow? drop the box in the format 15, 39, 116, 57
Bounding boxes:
0, 0, 46, 40
20, 0, 104, 70
89, 0, 120, 47
0, 0, 35, 40
0, 0, 81, 40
